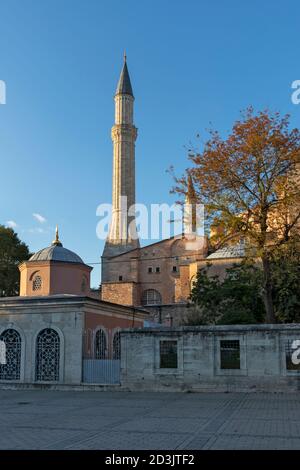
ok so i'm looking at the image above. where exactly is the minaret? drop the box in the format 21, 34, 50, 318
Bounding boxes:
183, 175, 198, 236
103, 54, 140, 259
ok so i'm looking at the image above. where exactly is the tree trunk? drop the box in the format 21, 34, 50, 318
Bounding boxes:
261, 255, 276, 323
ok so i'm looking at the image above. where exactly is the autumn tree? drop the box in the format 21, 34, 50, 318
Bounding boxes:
0, 225, 30, 297
174, 108, 300, 323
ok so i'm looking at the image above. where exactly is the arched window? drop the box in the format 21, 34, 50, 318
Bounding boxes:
33, 275, 42, 291
95, 329, 107, 359
141, 289, 162, 306
81, 276, 88, 293
0, 329, 21, 381
113, 331, 121, 360
35, 328, 60, 382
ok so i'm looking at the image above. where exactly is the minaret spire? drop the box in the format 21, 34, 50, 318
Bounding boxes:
183, 175, 198, 236
102, 55, 139, 265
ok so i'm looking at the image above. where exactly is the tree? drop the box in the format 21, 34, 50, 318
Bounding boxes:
174, 108, 300, 323
271, 244, 300, 323
0, 225, 30, 297
185, 263, 265, 326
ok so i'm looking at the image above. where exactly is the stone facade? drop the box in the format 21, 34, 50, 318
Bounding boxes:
0, 295, 147, 385
101, 236, 208, 311
120, 324, 300, 392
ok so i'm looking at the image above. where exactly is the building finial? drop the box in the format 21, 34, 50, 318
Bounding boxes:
52, 225, 63, 247
124, 50, 127, 62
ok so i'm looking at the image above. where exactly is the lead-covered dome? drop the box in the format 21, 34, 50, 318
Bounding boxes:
29, 226, 84, 264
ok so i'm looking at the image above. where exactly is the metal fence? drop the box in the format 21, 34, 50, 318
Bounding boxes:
82, 328, 121, 384
82, 359, 120, 384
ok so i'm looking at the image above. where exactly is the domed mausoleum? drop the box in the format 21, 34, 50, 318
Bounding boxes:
19, 227, 92, 297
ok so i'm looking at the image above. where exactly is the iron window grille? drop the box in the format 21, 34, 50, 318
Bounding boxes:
81, 276, 87, 293
0, 329, 21, 381
160, 340, 178, 368
220, 340, 240, 369
94, 329, 107, 359
141, 289, 162, 306
285, 340, 300, 372
113, 332, 121, 360
33, 275, 42, 291
35, 328, 60, 381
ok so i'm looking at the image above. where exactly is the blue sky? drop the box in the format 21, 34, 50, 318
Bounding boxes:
1, 0, 299, 287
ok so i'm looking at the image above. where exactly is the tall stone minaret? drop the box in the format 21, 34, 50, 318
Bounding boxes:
102, 54, 140, 262
183, 175, 198, 236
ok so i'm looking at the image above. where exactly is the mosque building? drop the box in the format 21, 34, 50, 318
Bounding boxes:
0, 56, 245, 385
100, 56, 245, 324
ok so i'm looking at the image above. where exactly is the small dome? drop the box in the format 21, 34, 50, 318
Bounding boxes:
206, 242, 246, 260
29, 226, 84, 264
29, 245, 84, 264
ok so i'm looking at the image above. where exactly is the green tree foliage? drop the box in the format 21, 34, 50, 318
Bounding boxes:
0, 225, 30, 297
186, 263, 265, 325
271, 245, 300, 323
185, 253, 300, 325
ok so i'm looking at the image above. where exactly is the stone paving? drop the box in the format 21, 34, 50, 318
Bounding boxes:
0, 390, 300, 450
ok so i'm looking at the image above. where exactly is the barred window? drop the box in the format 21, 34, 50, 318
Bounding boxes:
0, 329, 21, 381
113, 331, 121, 360
95, 329, 107, 359
35, 328, 60, 382
220, 340, 240, 369
33, 275, 42, 291
141, 289, 162, 306
160, 340, 178, 368
285, 340, 300, 372
81, 276, 87, 293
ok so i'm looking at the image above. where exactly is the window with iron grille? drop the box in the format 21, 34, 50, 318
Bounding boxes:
113, 331, 121, 360
95, 329, 107, 359
285, 340, 300, 372
160, 340, 178, 368
141, 289, 162, 306
33, 275, 42, 291
220, 340, 240, 369
35, 328, 60, 381
81, 276, 87, 293
0, 329, 21, 381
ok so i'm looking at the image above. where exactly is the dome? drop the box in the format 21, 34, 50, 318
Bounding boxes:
29, 226, 84, 264
206, 242, 246, 260
29, 245, 84, 264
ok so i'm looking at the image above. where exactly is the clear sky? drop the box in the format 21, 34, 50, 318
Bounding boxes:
1, 0, 299, 287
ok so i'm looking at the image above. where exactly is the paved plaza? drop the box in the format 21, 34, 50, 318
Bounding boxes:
0, 390, 300, 450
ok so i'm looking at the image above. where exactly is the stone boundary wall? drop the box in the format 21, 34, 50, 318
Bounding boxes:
120, 324, 300, 392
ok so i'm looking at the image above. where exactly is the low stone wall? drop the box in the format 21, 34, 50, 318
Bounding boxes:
120, 324, 300, 392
